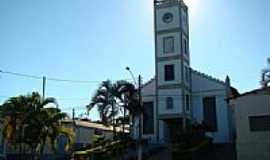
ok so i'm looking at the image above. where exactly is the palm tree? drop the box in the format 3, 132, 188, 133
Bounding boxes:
87, 80, 121, 139
32, 107, 75, 159
0, 94, 33, 156
87, 80, 141, 136
115, 80, 143, 160
0, 92, 74, 159
88, 80, 144, 160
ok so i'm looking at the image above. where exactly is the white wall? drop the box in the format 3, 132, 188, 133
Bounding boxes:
157, 59, 183, 86
142, 79, 157, 143
158, 120, 165, 143
158, 88, 183, 115
192, 71, 231, 143
157, 32, 181, 57
156, 6, 180, 31
233, 93, 270, 160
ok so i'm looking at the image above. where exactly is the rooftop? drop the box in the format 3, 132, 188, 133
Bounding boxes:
61, 119, 129, 133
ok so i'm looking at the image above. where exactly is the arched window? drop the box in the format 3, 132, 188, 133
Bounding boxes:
166, 97, 173, 109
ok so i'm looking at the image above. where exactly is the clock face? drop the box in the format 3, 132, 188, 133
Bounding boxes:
163, 13, 173, 23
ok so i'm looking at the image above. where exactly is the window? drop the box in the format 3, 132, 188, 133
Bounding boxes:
143, 102, 154, 134
163, 36, 174, 53
185, 95, 190, 112
203, 97, 217, 132
182, 10, 188, 28
183, 39, 188, 55
164, 64, 175, 81
249, 115, 270, 132
166, 97, 173, 109
185, 66, 190, 83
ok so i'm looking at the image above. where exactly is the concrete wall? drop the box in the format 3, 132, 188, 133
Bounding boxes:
142, 79, 157, 143
233, 93, 270, 160
192, 71, 232, 143
75, 127, 113, 145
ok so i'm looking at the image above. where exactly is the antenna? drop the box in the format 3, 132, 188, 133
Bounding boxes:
261, 58, 270, 88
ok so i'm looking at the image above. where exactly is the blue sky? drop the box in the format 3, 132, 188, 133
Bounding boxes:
0, 0, 269, 120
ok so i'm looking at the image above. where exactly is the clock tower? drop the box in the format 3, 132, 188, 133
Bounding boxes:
154, 0, 191, 142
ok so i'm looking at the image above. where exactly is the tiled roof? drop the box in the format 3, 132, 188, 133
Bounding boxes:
61, 120, 129, 132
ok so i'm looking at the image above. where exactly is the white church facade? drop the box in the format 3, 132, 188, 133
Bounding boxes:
132, 0, 238, 144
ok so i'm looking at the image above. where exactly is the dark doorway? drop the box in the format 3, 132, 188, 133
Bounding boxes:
163, 118, 182, 143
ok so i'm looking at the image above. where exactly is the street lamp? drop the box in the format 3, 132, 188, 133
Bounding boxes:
125, 66, 143, 160
125, 67, 137, 86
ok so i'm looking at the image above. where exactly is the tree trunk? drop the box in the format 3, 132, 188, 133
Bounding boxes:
138, 113, 143, 160
112, 101, 116, 140
122, 108, 126, 138
138, 75, 143, 160
39, 142, 45, 160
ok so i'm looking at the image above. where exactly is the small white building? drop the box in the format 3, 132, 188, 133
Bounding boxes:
61, 120, 121, 149
229, 87, 270, 160
132, 0, 238, 145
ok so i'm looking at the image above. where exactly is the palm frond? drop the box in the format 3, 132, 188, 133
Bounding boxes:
57, 126, 75, 151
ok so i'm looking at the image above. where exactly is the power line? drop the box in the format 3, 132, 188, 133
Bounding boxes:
0, 69, 131, 84
46, 77, 100, 84
0, 70, 42, 80
0, 93, 229, 101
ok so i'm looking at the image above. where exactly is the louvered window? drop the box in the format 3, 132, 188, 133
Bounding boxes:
163, 36, 174, 53
164, 64, 175, 81
143, 102, 154, 134
203, 96, 218, 132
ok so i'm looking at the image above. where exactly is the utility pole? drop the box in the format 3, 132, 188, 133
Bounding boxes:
42, 76, 46, 101
72, 108, 75, 120
138, 75, 143, 160
125, 67, 143, 160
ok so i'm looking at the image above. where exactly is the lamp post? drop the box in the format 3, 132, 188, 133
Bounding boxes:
125, 67, 143, 160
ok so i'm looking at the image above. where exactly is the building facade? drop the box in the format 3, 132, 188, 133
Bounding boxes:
132, 0, 237, 144
230, 87, 270, 160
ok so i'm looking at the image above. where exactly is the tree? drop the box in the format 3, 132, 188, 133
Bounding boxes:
32, 107, 75, 159
115, 79, 143, 160
87, 80, 121, 139
88, 80, 143, 160
0, 92, 74, 159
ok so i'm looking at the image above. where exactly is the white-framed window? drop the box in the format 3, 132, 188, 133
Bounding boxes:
163, 36, 174, 53
143, 102, 154, 134
182, 8, 188, 33
185, 94, 190, 112
164, 64, 175, 81
203, 96, 218, 132
182, 9, 188, 29
183, 38, 188, 55
166, 97, 173, 109
184, 65, 190, 83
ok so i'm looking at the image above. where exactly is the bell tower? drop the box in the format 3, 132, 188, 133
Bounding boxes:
154, 0, 191, 141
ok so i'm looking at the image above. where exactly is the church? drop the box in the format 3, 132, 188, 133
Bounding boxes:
132, 0, 238, 144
